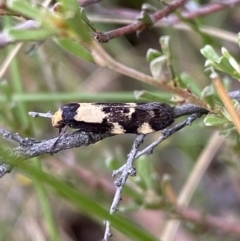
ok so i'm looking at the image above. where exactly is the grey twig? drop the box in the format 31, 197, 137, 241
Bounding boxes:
103, 134, 145, 241
0, 101, 208, 179
173, 104, 209, 118
0, 128, 112, 178
102, 220, 112, 241
28, 111, 53, 118
110, 134, 145, 213
112, 113, 201, 177
0, 127, 24, 143
136, 113, 200, 159
105, 114, 202, 240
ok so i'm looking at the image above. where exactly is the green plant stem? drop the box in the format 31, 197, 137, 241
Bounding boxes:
0, 92, 172, 102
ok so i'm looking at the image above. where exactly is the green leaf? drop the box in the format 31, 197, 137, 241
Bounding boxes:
137, 10, 153, 26
204, 115, 228, 126
159, 36, 171, 57
204, 59, 219, 69
105, 157, 122, 170
136, 157, 152, 190
219, 57, 237, 75
150, 56, 168, 80
219, 126, 235, 137
200, 85, 216, 108
200, 45, 220, 62
221, 47, 240, 76
221, 99, 240, 122
59, 0, 91, 43
179, 73, 201, 96
134, 90, 174, 103
146, 48, 161, 63
7, 0, 43, 20
57, 39, 94, 63
6, 28, 54, 41
59, 0, 79, 11
201, 45, 240, 80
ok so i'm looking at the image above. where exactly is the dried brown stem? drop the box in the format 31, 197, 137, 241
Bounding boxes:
91, 41, 208, 109
95, 0, 240, 42
95, 0, 188, 43
176, 205, 240, 234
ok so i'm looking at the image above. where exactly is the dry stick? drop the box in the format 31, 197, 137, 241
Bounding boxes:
0, 43, 23, 79
113, 113, 202, 177
0, 103, 207, 178
0, 1, 237, 50
160, 131, 224, 241
111, 134, 145, 213
94, 0, 240, 42
91, 41, 208, 109
211, 72, 240, 134
105, 114, 201, 241
175, 205, 240, 235
52, 142, 240, 235
0, 113, 239, 235
103, 220, 112, 241
103, 134, 145, 241
95, 0, 187, 42
0, 88, 239, 178
88, 16, 238, 44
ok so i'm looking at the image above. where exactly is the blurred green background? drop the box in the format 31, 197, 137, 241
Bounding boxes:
1, 0, 240, 241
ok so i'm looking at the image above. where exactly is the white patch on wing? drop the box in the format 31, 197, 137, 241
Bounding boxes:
52, 109, 63, 127
111, 122, 125, 134
75, 103, 106, 123
126, 107, 136, 118
137, 122, 154, 134
149, 111, 154, 117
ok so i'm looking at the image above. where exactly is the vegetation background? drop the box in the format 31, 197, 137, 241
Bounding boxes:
0, 0, 240, 241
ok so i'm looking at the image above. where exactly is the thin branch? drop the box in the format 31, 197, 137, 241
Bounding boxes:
95, 0, 240, 42
111, 0, 240, 23
211, 72, 240, 134
2, 87, 240, 179
176, 205, 240, 234
0, 0, 239, 47
171, 0, 239, 23
103, 220, 112, 241
0, 130, 113, 178
1, 86, 240, 179
0, 127, 24, 144
113, 113, 201, 177
91, 41, 208, 109
104, 113, 203, 240
111, 134, 145, 213
95, 0, 188, 42
102, 134, 145, 241
28, 111, 53, 118
58, 148, 240, 236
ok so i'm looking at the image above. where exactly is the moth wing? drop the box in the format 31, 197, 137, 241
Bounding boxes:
136, 102, 163, 111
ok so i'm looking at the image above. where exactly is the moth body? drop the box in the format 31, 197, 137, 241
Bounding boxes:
52, 102, 175, 135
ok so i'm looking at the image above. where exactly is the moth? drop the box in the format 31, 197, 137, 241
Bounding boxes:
51, 102, 175, 135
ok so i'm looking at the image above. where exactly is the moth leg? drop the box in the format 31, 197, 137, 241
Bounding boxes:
51, 126, 68, 151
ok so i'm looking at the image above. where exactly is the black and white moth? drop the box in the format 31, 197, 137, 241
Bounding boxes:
52, 102, 175, 135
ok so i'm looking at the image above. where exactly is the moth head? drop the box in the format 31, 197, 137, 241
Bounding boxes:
52, 109, 65, 129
